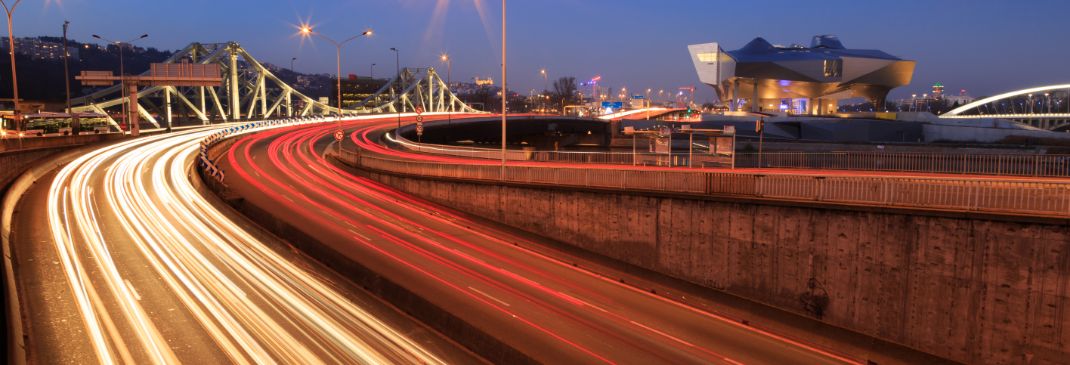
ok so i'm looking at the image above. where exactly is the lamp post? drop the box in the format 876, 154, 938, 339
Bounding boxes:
500, 0, 507, 173
539, 68, 548, 113
390, 47, 400, 131
1, 0, 21, 135
440, 53, 452, 124
299, 25, 372, 120
62, 20, 71, 114
92, 33, 148, 134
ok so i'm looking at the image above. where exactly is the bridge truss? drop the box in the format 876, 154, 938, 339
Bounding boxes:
941, 84, 1070, 131
71, 42, 481, 130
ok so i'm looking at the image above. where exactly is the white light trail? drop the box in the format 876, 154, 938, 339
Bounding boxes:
46, 126, 445, 364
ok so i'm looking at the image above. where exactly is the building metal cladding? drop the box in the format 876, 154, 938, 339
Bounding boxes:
689, 35, 915, 114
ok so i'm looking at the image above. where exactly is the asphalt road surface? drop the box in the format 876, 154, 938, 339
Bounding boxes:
219, 117, 865, 365
10, 126, 478, 364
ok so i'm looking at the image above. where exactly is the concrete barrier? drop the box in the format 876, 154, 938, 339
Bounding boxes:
349, 162, 1070, 365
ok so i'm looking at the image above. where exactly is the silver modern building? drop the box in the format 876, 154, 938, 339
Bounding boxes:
689, 35, 915, 115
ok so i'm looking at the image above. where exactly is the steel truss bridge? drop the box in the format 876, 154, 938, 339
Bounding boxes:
71, 42, 481, 130
941, 83, 1070, 131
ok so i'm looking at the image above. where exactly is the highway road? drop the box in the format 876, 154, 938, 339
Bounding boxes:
9, 126, 478, 364
219, 117, 865, 364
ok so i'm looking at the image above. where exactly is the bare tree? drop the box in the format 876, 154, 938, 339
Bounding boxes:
552, 76, 577, 109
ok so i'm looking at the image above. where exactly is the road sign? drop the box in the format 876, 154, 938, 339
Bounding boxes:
415, 105, 424, 114
334, 129, 344, 141
416, 122, 424, 136
601, 101, 624, 109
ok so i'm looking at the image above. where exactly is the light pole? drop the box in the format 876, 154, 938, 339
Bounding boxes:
390, 47, 400, 131
62, 21, 71, 115
500, 0, 507, 173
93, 33, 148, 134
298, 25, 372, 120
1, 0, 21, 135
539, 68, 548, 113
440, 53, 452, 123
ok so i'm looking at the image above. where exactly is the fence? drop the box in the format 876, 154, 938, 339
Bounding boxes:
387, 134, 735, 168
736, 151, 1070, 177
347, 150, 1070, 218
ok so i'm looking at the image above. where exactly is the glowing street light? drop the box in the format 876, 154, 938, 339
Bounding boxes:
297, 23, 373, 139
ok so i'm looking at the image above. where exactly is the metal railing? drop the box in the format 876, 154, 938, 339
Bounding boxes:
345, 150, 1070, 218
386, 133, 734, 167
736, 151, 1070, 177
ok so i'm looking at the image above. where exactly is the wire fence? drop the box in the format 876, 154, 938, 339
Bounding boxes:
344, 150, 1070, 218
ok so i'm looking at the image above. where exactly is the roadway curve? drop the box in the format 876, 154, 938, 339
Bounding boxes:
9, 126, 477, 364
219, 116, 861, 364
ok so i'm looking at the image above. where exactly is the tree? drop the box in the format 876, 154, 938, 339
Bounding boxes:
551, 76, 577, 109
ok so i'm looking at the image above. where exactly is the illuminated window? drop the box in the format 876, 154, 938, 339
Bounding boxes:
823, 59, 842, 78
697, 52, 718, 63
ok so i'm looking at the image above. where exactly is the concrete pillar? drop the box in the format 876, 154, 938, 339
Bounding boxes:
229, 52, 241, 121
129, 84, 140, 137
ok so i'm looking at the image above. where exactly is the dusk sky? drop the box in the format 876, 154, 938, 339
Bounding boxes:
13, 0, 1070, 102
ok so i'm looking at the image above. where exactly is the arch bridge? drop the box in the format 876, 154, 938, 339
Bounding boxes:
940, 84, 1070, 131
71, 42, 481, 130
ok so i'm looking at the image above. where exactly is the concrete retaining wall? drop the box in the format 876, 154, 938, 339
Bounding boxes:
360, 170, 1070, 365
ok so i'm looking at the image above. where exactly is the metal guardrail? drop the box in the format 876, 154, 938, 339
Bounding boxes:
347, 150, 1070, 218
386, 133, 734, 167
736, 152, 1070, 177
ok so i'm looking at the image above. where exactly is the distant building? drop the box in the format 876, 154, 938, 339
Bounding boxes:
332, 74, 388, 109
688, 35, 915, 115
932, 82, 945, 99
1, 37, 79, 61
473, 77, 494, 86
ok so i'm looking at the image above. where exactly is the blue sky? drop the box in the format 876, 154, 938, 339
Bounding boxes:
12, 0, 1070, 102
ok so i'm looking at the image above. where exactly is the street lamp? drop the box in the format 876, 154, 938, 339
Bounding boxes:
298, 25, 372, 118
62, 20, 71, 114
440, 53, 452, 123
1, 0, 22, 135
500, 0, 507, 172
93, 33, 149, 134
390, 47, 400, 130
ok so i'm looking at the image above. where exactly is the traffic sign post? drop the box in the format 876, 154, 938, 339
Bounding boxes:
334, 129, 344, 152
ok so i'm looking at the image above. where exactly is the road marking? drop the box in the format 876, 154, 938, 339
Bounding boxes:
629, 320, 696, 349
468, 286, 510, 307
